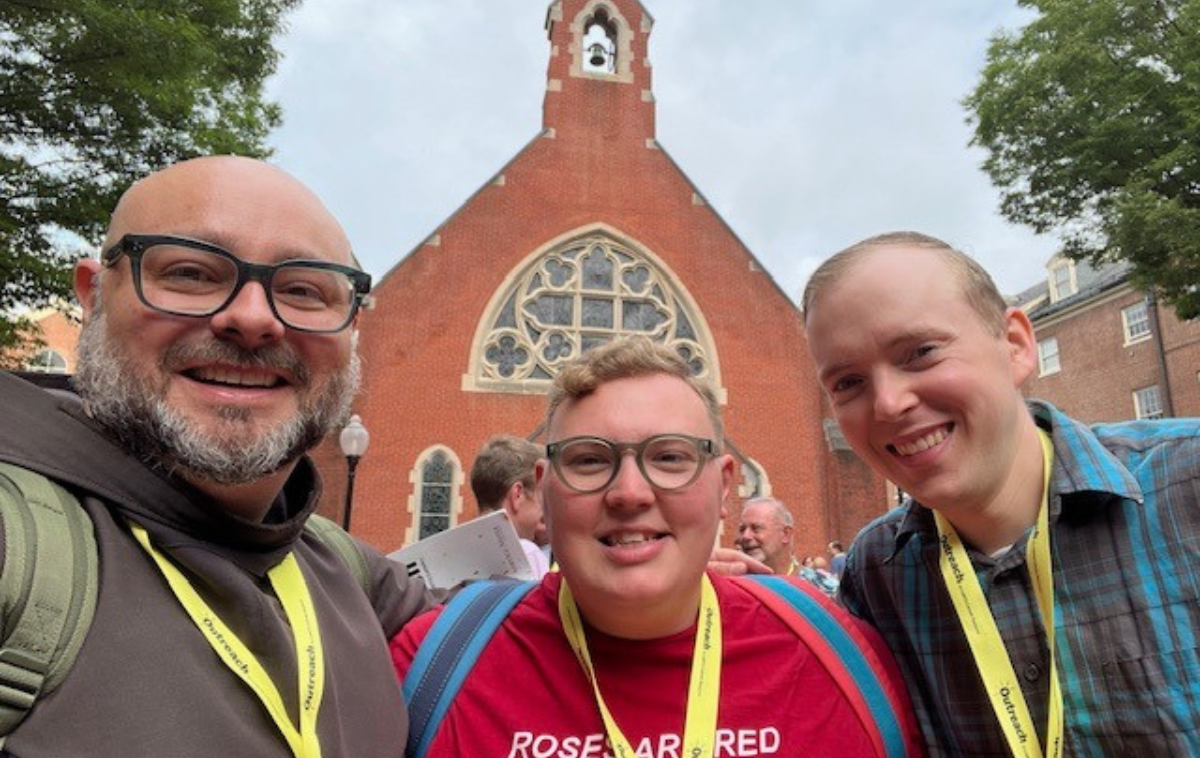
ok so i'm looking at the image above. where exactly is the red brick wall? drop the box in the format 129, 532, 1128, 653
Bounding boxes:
313, 0, 890, 554
36, 311, 80, 370
3, 309, 80, 372
1024, 287, 1200, 422
1159, 298, 1200, 418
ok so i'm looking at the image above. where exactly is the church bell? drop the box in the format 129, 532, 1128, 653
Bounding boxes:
588, 42, 608, 68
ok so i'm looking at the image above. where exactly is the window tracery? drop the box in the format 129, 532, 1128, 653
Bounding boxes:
469, 233, 716, 391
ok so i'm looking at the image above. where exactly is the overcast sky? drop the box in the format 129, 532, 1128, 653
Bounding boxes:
266, 0, 1060, 300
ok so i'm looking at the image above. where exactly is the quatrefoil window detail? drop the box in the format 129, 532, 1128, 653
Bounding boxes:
474, 233, 714, 390
484, 333, 531, 379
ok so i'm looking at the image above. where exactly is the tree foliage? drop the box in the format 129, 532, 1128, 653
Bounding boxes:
0, 0, 300, 356
966, 0, 1200, 318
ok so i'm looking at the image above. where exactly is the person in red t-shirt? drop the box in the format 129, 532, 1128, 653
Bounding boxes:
392, 337, 924, 758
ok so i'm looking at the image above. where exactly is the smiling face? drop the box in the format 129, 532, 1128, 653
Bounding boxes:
804, 245, 1041, 525
736, 500, 793, 575
537, 373, 734, 639
73, 157, 359, 511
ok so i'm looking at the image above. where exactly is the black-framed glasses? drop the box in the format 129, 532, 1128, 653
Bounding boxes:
102, 234, 372, 334
545, 434, 717, 494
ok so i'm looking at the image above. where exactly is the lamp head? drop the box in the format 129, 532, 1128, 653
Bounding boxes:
339, 414, 370, 458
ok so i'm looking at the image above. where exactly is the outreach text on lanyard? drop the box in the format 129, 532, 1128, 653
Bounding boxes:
131, 523, 326, 758
934, 429, 1062, 758
558, 575, 722, 758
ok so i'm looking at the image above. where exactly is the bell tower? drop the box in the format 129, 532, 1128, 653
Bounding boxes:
542, 0, 656, 142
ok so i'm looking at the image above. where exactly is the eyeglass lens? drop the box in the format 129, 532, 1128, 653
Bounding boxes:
554, 435, 706, 492
138, 243, 357, 331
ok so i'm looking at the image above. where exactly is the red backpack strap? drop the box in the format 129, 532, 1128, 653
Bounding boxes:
737, 575, 920, 758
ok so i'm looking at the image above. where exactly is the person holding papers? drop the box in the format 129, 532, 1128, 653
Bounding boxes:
471, 434, 551, 579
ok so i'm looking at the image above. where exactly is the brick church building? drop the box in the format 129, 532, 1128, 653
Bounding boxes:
311, 0, 888, 557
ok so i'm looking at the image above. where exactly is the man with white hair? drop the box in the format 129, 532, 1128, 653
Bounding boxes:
735, 497, 799, 576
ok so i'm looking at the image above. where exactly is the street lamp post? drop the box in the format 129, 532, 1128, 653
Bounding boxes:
338, 414, 370, 531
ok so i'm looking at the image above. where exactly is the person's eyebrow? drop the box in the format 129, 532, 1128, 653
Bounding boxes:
817, 360, 853, 387
156, 229, 337, 264
816, 327, 950, 384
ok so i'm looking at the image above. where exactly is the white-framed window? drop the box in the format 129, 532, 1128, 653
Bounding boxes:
1133, 385, 1164, 420
1048, 260, 1076, 302
1122, 301, 1151, 344
1037, 337, 1061, 376
735, 455, 771, 500
25, 349, 67, 373
416, 450, 455, 539
405, 445, 464, 544
465, 228, 721, 397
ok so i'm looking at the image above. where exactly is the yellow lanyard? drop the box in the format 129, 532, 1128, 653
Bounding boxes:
934, 430, 1062, 758
558, 576, 722, 758
131, 524, 325, 758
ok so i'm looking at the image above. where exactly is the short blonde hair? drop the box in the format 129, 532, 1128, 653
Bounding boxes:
546, 337, 724, 447
802, 231, 1008, 336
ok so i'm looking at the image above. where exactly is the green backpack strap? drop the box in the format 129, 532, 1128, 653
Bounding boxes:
303, 513, 371, 597
0, 475, 366, 744
0, 461, 98, 744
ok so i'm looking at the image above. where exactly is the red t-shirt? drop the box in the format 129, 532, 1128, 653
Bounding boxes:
392, 572, 921, 758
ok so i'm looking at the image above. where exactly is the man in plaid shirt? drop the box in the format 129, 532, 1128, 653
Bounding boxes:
802, 231, 1199, 756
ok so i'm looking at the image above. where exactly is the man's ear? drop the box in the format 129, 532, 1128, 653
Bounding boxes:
717, 454, 735, 507
504, 480, 525, 515
1003, 306, 1038, 387
75, 259, 103, 319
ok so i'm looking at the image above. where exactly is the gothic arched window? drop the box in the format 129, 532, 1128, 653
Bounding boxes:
464, 228, 722, 396
25, 348, 67, 374
408, 446, 463, 541
737, 456, 771, 500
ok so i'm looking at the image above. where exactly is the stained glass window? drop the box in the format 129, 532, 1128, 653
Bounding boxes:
417, 450, 454, 538
472, 233, 715, 390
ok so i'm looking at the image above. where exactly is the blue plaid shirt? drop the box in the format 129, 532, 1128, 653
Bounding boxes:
840, 402, 1200, 757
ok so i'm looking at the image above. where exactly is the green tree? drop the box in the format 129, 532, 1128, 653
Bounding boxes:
966, 0, 1200, 318
0, 0, 300, 358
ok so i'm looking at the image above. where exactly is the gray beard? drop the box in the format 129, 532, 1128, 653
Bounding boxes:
74, 304, 361, 485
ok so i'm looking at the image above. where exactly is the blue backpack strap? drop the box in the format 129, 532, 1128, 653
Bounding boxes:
739, 575, 913, 758
402, 579, 537, 758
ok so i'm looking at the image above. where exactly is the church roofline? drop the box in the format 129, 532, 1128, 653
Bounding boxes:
653, 140, 804, 314
376, 127, 804, 319
372, 128, 553, 292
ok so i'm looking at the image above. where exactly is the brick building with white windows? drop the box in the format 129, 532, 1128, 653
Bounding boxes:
308, 0, 889, 555
1014, 255, 1200, 423
2, 307, 80, 375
